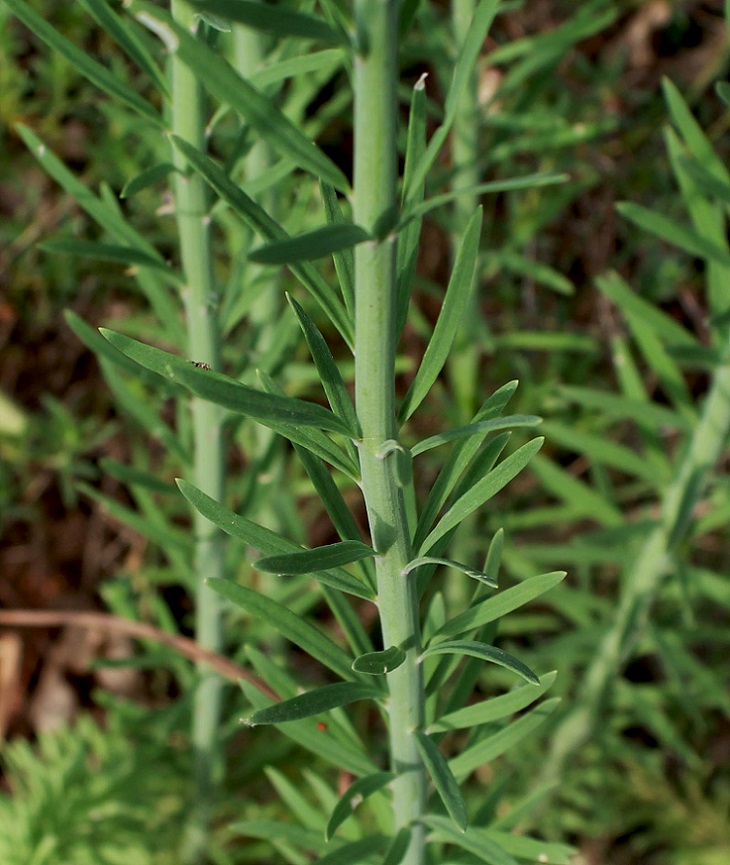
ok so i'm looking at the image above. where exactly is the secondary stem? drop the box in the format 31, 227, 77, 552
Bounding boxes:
353, 2, 427, 862
170, 3, 226, 861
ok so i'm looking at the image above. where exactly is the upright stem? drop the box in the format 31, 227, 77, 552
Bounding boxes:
170, 3, 226, 861
353, 3, 426, 862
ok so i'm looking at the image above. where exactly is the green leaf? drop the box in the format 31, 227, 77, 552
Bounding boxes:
100, 328, 353, 436
189, 0, 348, 44
414, 731, 468, 831
423, 814, 518, 865
351, 647, 406, 675
421, 640, 539, 686
325, 772, 393, 840
419, 438, 544, 554
402, 173, 568, 224
414, 382, 519, 551
244, 681, 381, 726
383, 828, 412, 865
717, 80, 730, 108
130, 2, 349, 191
403, 557, 497, 589
3, 0, 162, 125
430, 671, 557, 733
257, 540, 375, 575
433, 571, 566, 642
287, 296, 359, 433
321, 182, 355, 316
483, 830, 575, 865
210, 578, 356, 681
250, 224, 371, 265
397, 73, 427, 338
41, 238, 181, 281
617, 202, 730, 268
170, 135, 352, 346
121, 163, 178, 198
399, 207, 483, 423
178, 481, 372, 599
405, 0, 501, 198
411, 414, 541, 457
77, 0, 170, 98
449, 698, 561, 778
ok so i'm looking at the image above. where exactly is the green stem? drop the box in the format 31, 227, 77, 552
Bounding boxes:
541, 353, 730, 786
170, 3, 226, 861
353, 3, 426, 861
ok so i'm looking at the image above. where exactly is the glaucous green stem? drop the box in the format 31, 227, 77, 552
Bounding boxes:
353, 2, 426, 862
170, 2, 226, 861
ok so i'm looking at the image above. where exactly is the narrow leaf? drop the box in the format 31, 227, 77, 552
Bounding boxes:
189, 0, 348, 44
130, 1, 349, 191
430, 671, 557, 733
121, 163, 178, 198
351, 647, 406, 675
321, 182, 355, 316
422, 640, 539, 685
414, 731, 468, 831
403, 557, 497, 589
3, 0, 162, 124
100, 328, 353, 436
250, 224, 371, 264
244, 682, 381, 726
41, 239, 180, 280
178, 481, 372, 599
450, 698, 561, 778
433, 571, 566, 642
411, 414, 541, 457
399, 207, 483, 423
210, 578, 356, 681
287, 296, 359, 433
171, 135, 352, 345
419, 438, 544, 554
257, 541, 375, 575
325, 772, 393, 840
424, 815, 518, 865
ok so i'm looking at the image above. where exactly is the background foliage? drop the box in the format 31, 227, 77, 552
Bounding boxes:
1, 1, 729, 864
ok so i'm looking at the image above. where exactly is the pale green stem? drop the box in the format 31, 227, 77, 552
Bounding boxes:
541, 353, 730, 787
353, 3, 426, 862
170, 3, 226, 861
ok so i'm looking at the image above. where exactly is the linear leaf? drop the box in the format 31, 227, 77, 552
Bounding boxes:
321, 182, 355, 316
288, 296, 359, 433
100, 328, 353, 435
617, 202, 730, 268
450, 698, 561, 778
430, 671, 557, 733
433, 571, 566, 642
325, 772, 393, 841
171, 135, 352, 345
422, 641, 539, 685
484, 830, 575, 865
41, 238, 181, 281
121, 162, 178, 198
419, 438, 544, 554
351, 647, 406, 675
3, 0, 162, 124
244, 682, 381, 726
78, 0, 170, 97
250, 223, 371, 264
189, 0, 348, 44
399, 207, 483, 423
178, 481, 372, 599
423, 814, 518, 865
402, 173, 568, 224
411, 414, 541, 456
414, 731, 468, 831
257, 541, 375, 575
414, 382, 518, 550
129, 1, 349, 191
403, 557, 497, 589
241, 680, 376, 777
210, 579, 355, 681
